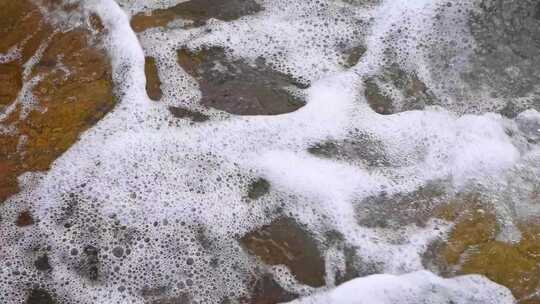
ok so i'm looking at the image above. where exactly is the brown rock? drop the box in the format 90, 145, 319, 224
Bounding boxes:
364, 79, 394, 115
0, 2, 115, 203
354, 182, 446, 229
240, 217, 326, 287
460, 241, 539, 303
177, 47, 306, 116
16, 210, 34, 227
168, 106, 209, 122
248, 274, 298, 304
145, 57, 163, 101
427, 196, 540, 303
25, 289, 55, 304
247, 178, 270, 200
364, 64, 436, 115
131, 0, 263, 32
0, 62, 22, 106
342, 45, 366, 68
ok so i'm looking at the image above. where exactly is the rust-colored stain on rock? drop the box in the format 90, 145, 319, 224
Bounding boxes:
0, 0, 115, 203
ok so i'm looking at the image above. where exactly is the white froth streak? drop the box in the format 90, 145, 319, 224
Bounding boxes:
287, 270, 514, 304
1, 0, 530, 303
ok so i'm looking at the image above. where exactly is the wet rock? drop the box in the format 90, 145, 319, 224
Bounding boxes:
151, 293, 191, 304
248, 274, 298, 304
0, 62, 22, 107
0, 2, 115, 203
460, 241, 539, 304
307, 135, 391, 167
468, 0, 540, 110
425, 196, 540, 303
515, 110, 540, 143
145, 57, 163, 101
26, 289, 55, 304
324, 230, 380, 285
0, 1, 49, 58
168, 106, 209, 122
177, 47, 306, 116
131, 0, 263, 32
240, 217, 326, 287
342, 45, 367, 68
334, 246, 362, 285
16, 210, 34, 227
434, 196, 498, 265
34, 254, 51, 272
355, 182, 447, 229
364, 79, 394, 114
517, 220, 540, 261
364, 64, 436, 115
112, 246, 124, 258
80, 245, 99, 281
247, 178, 270, 200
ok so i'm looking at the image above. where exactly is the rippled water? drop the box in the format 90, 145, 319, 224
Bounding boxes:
0, 0, 539, 303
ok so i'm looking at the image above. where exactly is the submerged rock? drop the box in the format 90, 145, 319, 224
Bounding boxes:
240, 217, 326, 287
425, 195, 540, 303
246, 274, 298, 304
151, 293, 191, 304
341, 45, 367, 68
34, 254, 51, 272
145, 56, 163, 101
131, 0, 263, 32
468, 0, 540, 115
16, 210, 34, 227
168, 106, 209, 122
0, 1, 115, 202
307, 134, 391, 167
247, 178, 270, 200
0, 63, 22, 107
355, 182, 447, 229
177, 47, 307, 116
364, 64, 436, 115
25, 289, 55, 304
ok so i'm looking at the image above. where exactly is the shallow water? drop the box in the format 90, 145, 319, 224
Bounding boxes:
0, 0, 539, 303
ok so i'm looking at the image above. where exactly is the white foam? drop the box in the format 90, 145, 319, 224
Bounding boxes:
288, 271, 514, 304
0, 0, 537, 303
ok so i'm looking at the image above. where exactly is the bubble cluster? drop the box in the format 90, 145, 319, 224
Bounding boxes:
1, 0, 538, 303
